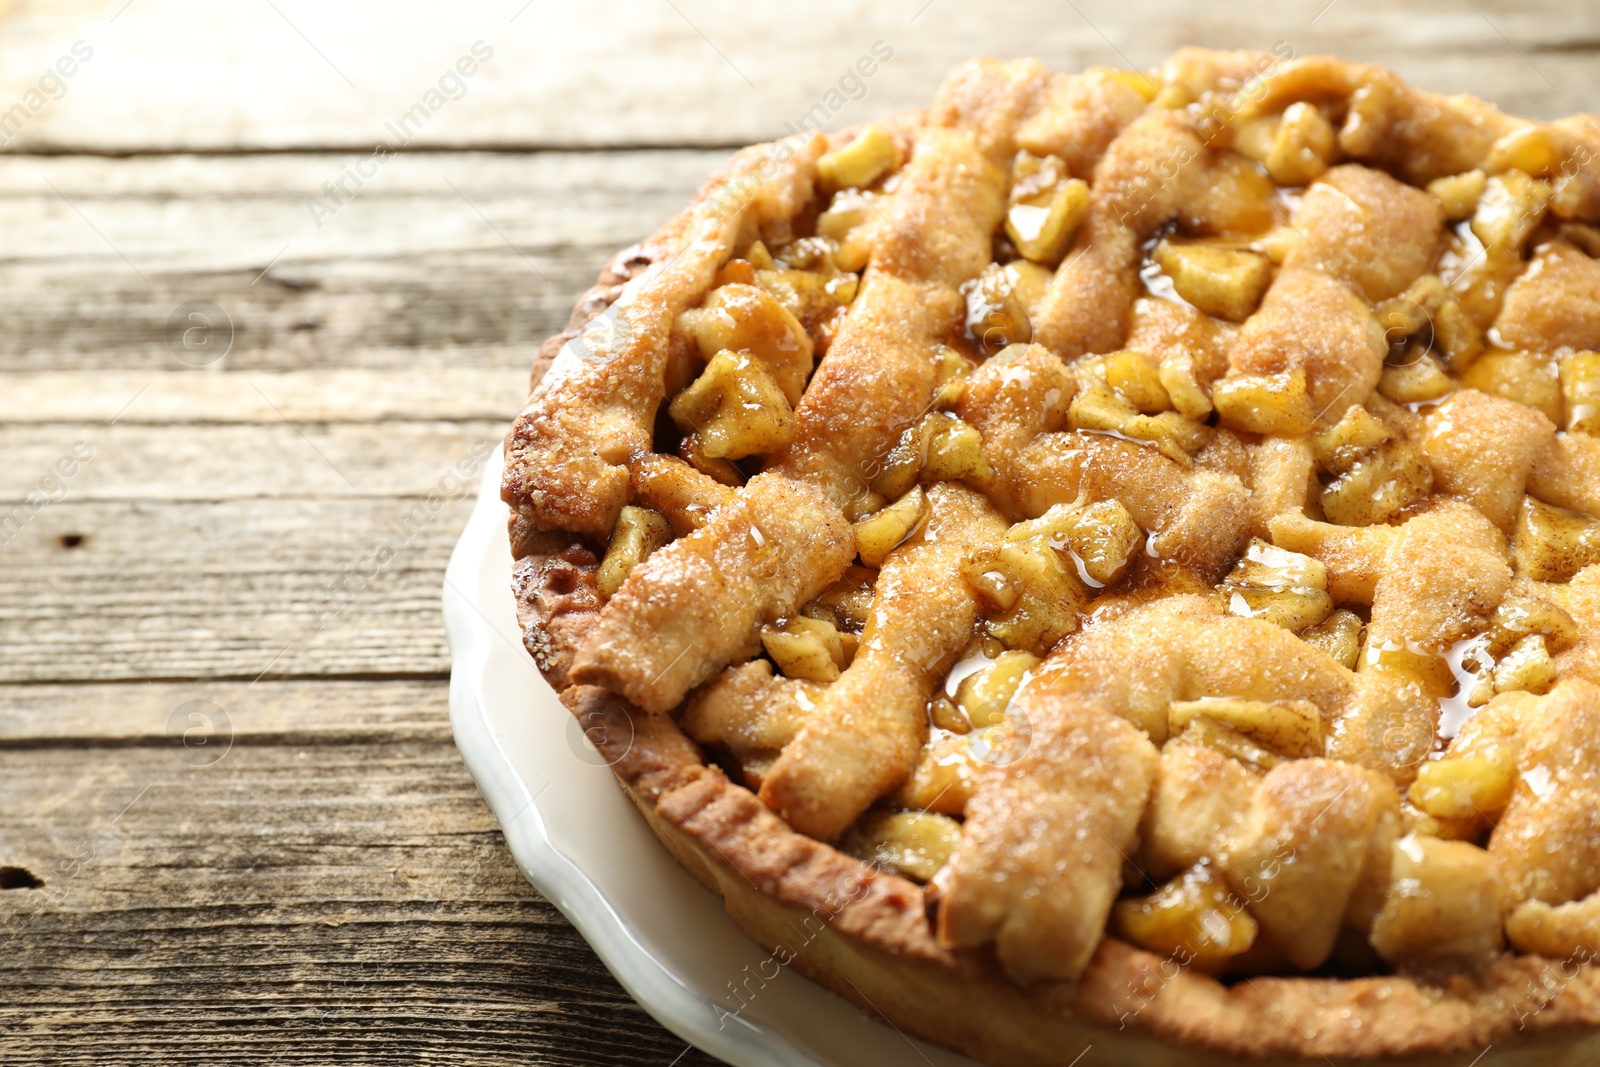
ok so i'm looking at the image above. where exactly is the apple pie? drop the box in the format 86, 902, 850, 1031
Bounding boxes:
502, 47, 1600, 1065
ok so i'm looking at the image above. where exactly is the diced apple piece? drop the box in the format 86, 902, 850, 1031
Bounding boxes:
1301, 609, 1363, 670
1493, 634, 1557, 696
669, 349, 795, 459
1264, 101, 1336, 186
1470, 171, 1551, 252
1513, 496, 1600, 582
1408, 743, 1517, 821
818, 123, 900, 192
1213, 369, 1315, 435
853, 486, 927, 568
1220, 538, 1333, 632
841, 809, 961, 883
761, 615, 850, 683
1427, 169, 1487, 222
1560, 350, 1600, 435
955, 649, 1039, 728
1112, 861, 1258, 970
597, 505, 673, 598
1005, 150, 1089, 266
676, 283, 815, 404
1152, 241, 1273, 322
1169, 697, 1324, 759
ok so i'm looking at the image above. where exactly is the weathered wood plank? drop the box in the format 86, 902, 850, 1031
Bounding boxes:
0, 734, 530, 908
0, 0, 1590, 153
0, 85, 736, 1067
0, 266, 577, 374
2, 909, 723, 1067
0, 150, 717, 269
0, 150, 720, 374
0, 680, 454, 743
0, 704, 722, 1067
0, 369, 529, 423
0, 496, 488, 683
0, 421, 502, 500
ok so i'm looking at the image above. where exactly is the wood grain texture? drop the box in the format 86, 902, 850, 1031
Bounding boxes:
0, 114, 730, 1065
1, 3, 1595, 1064
0, 682, 722, 1067
0, 369, 528, 423
0, 497, 477, 682
0, 0, 1592, 152
0, 151, 718, 373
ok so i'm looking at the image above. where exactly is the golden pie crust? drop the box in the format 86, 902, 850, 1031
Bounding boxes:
503, 48, 1600, 1065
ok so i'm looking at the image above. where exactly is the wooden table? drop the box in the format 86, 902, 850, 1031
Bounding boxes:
0, 2, 1594, 1063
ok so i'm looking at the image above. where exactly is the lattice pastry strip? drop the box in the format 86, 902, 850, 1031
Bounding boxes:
760, 483, 1007, 840
503, 137, 825, 537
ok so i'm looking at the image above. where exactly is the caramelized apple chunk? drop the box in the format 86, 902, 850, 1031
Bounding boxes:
1426, 169, 1486, 221
963, 261, 1037, 355
955, 649, 1039, 727
1408, 742, 1518, 821
1005, 499, 1144, 588
761, 615, 852, 683
815, 187, 885, 272
1513, 496, 1600, 582
966, 533, 1089, 655
597, 505, 673, 598
1168, 696, 1324, 759
1264, 102, 1338, 185
669, 349, 795, 459
853, 486, 927, 568
1560, 350, 1600, 435
1212, 368, 1316, 436
1004, 150, 1089, 266
1301, 608, 1363, 670
841, 809, 961, 883
1470, 170, 1552, 253
1312, 405, 1433, 527
676, 282, 815, 403
1220, 538, 1333, 632
1068, 379, 1210, 465
1323, 443, 1433, 528
1152, 241, 1273, 322
1111, 860, 1258, 971
1176, 716, 1285, 774
818, 123, 900, 192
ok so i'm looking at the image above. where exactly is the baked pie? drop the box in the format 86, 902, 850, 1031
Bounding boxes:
502, 48, 1600, 1065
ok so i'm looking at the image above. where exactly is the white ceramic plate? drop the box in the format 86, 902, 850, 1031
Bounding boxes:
445, 449, 979, 1067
